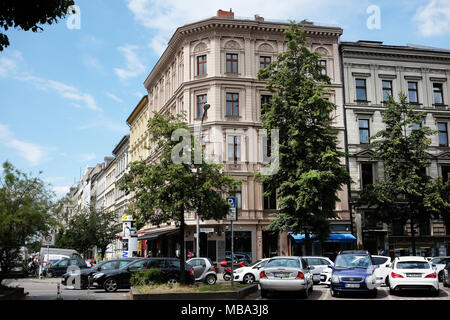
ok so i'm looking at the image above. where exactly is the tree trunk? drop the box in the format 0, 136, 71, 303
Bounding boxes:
410, 215, 416, 256
179, 206, 186, 285
304, 230, 312, 256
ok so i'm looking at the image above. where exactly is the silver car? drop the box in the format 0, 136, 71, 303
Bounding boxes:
186, 257, 217, 285
259, 256, 314, 299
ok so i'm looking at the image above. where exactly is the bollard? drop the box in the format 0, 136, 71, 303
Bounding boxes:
56, 283, 61, 299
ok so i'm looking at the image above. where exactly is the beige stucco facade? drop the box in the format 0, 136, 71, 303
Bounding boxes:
137, 12, 350, 261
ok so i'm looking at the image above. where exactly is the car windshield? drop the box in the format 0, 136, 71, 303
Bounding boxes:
266, 258, 300, 268
431, 258, 444, 264
248, 260, 263, 267
335, 254, 372, 269
396, 261, 430, 269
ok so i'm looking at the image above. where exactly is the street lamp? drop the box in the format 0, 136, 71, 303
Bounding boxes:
196, 103, 210, 258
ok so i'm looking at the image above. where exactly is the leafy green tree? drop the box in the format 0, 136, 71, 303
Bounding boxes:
257, 23, 350, 254
120, 111, 238, 284
0, 161, 56, 283
55, 206, 121, 259
356, 94, 443, 255
0, 0, 76, 51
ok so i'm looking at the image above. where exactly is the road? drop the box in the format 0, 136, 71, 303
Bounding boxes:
3, 278, 130, 300
245, 283, 450, 300
4, 277, 450, 300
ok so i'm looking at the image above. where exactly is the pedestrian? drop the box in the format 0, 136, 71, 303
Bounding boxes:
187, 251, 193, 259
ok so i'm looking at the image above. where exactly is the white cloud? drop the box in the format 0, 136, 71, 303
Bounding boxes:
0, 50, 102, 112
52, 185, 71, 198
0, 124, 47, 166
105, 91, 124, 103
114, 45, 146, 80
126, 0, 363, 55
413, 0, 450, 37
81, 153, 96, 162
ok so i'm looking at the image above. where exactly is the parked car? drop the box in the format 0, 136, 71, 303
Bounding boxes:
302, 256, 334, 284
259, 256, 314, 299
92, 257, 195, 292
225, 252, 252, 265
330, 250, 380, 298
429, 257, 449, 282
388, 256, 439, 296
186, 257, 217, 285
443, 261, 450, 287
61, 258, 138, 289
45, 258, 88, 278
372, 255, 392, 286
233, 258, 270, 284
320, 266, 332, 286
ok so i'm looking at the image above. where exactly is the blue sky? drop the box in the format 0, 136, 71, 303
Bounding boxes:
1, 0, 450, 198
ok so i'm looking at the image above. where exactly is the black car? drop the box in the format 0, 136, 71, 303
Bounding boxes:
61, 258, 138, 289
45, 258, 88, 278
92, 257, 195, 292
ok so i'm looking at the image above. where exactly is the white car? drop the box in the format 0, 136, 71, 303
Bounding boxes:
372, 255, 392, 286
233, 258, 270, 284
389, 256, 439, 296
302, 256, 333, 284
319, 266, 332, 286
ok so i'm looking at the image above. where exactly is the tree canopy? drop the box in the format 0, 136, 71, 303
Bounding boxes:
120, 111, 239, 283
0, 0, 75, 51
257, 22, 351, 253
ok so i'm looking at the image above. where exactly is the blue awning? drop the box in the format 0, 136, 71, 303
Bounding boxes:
290, 233, 356, 244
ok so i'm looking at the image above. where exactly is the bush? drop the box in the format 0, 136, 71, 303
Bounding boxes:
130, 268, 163, 287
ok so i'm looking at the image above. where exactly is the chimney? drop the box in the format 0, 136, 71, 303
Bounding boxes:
254, 14, 264, 21
216, 9, 234, 19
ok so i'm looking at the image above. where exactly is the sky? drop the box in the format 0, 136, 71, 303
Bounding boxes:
1, 0, 450, 198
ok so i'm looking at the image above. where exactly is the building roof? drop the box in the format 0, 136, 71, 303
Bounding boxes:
112, 134, 130, 156
143, 14, 343, 89
126, 95, 148, 126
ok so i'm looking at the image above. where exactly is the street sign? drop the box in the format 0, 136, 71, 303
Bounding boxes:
200, 228, 214, 233
226, 197, 237, 221
42, 233, 55, 246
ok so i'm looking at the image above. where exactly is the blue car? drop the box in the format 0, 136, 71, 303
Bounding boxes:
330, 250, 380, 298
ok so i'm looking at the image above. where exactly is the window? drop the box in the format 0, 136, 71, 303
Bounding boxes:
359, 119, 370, 144
382, 80, 393, 102
226, 53, 238, 73
318, 60, 327, 75
261, 95, 271, 116
227, 135, 241, 162
372, 257, 388, 265
392, 220, 404, 236
101, 261, 117, 270
197, 55, 207, 76
260, 56, 271, 69
129, 260, 148, 271
442, 165, 450, 183
438, 122, 448, 147
412, 122, 421, 131
433, 83, 444, 105
419, 219, 430, 236
355, 79, 367, 101
147, 259, 165, 269
408, 82, 419, 103
263, 183, 277, 210
119, 261, 131, 268
361, 163, 374, 189
226, 93, 239, 116
165, 259, 180, 268
196, 94, 207, 119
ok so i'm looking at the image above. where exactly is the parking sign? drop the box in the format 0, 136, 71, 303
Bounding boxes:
226, 197, 237, 221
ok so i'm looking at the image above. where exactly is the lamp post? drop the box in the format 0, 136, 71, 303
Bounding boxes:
196, 103, 210, 258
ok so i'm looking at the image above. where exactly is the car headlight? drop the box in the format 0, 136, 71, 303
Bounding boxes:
93, 273, 104, 279
331, 275, 340, 283
235, 268, 244, 274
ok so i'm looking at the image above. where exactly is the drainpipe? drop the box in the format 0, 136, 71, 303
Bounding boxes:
339, 44, 355, 237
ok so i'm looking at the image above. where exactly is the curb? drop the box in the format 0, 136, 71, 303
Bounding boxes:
130, 284, 258, 300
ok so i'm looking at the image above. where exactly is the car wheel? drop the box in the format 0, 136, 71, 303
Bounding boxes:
168, 278, 178, 285
243, 273, 255, 284
205, 274, 216, 285
331, 287, 339, 298
223, 273, 231, 281
103, 278, 118, 292
260, 289, 268, 299
438, 271, 444, 282
299, 287, 309, 299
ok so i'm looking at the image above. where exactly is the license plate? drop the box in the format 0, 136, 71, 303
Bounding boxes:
274, 273, 288, 278
406, 274, 422, 278
344, 284, 360, 288
320, 276, 326, 280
